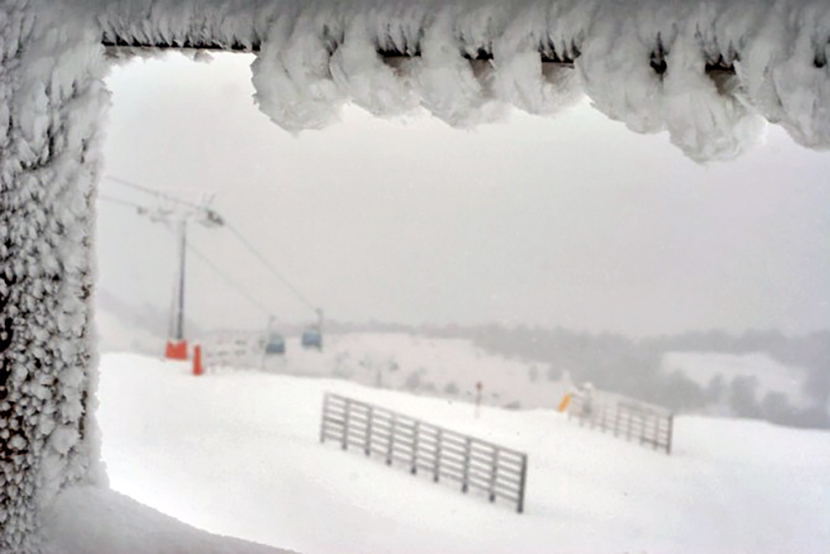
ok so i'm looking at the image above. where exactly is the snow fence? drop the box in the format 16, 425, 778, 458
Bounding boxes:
568, 390, 674, 455
320, 393, 529, 513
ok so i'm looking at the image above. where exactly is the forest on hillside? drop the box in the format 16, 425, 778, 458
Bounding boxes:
338, 321, 830, 429
458, 326, 829, 429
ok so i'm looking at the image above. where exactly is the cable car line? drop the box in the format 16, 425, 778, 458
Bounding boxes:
103, 175, 203, 209
100, 191, 272, 330
97, 194, 145, 210
103, 175, 321, 317
182, 237, 273, 318
224, 222, 318, 314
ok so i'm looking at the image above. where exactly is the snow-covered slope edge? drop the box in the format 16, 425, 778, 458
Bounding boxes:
42, 486, 290, 554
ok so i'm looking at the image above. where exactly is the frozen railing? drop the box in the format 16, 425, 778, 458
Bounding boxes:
568, 392, 674, 455
96, 0, 830, 161
320, 393, 529, 513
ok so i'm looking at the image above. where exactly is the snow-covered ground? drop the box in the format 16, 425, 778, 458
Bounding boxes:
43, 485, 286, 554
51, 352, 830, 553
252, 333, 568, 410
201, 332, 814, 416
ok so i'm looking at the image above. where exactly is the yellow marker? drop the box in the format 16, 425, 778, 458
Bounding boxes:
558, 393, 572, 412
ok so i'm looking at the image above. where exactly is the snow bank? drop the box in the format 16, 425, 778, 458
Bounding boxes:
96, 0, 830, 161
42, 485, 290, 554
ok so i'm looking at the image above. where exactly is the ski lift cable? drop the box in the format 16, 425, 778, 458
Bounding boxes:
97, 194, 146, 210
103, 175, 204, 209
100, 190, 275, 323
155, 223, 272, 319
104, 175, 318, 315
224, 222, 318, 314
182, 236, 274, 319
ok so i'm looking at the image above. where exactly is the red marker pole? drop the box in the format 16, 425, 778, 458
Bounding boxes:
193, 344, 203, 376
475, 381, 482, 418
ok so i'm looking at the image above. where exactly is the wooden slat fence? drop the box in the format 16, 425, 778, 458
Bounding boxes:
569, 392, 674, 455
320, 393, 528, 513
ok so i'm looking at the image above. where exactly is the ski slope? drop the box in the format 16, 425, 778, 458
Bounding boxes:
255, 333, 568, 411
77, 352, 830, 554
210, 332, 814, 417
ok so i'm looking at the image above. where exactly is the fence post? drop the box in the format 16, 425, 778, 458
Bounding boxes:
461, 437, 471, 493
320, 394, 531, 514
386, 414, 396, 465
365, 405, 374, 456
433, 428, 443, 483
320, 394, 329, 444
653, 414, 659, 450
488, 448, 498, 502
342, 399, 351, 450
411, 421, 420, 474
588, 402, 596, 429
666, 413, 674, 455
517, 454, 528, 514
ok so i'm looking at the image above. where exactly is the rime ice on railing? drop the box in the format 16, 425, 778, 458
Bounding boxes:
320, 393, 529, 513
97, 0, 830, 162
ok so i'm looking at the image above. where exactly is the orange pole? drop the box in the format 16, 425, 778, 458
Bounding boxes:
193, 344, 203, 376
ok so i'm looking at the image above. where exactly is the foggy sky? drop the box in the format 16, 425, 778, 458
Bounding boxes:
97, 52, 830, 337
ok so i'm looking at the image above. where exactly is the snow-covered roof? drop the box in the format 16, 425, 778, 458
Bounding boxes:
90, 0, 830, 161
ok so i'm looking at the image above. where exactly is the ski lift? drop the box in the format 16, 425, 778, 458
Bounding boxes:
302, 308, 324, 350
301, 328, 322, 350
300, 308, 323, 350
264, 332, 286, 355
200, 208, 224, 228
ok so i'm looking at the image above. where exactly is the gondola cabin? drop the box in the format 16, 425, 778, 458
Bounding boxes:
264, 332, 286, 355
301, 329, 322, 350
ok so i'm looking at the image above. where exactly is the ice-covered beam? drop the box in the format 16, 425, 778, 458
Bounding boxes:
1, 2, 107, 551
93, 0, 830, 161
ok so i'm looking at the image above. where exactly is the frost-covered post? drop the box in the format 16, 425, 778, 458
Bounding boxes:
0, 2, 107, 551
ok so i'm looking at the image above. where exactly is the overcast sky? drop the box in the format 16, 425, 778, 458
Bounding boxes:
97, 52, 830, 337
